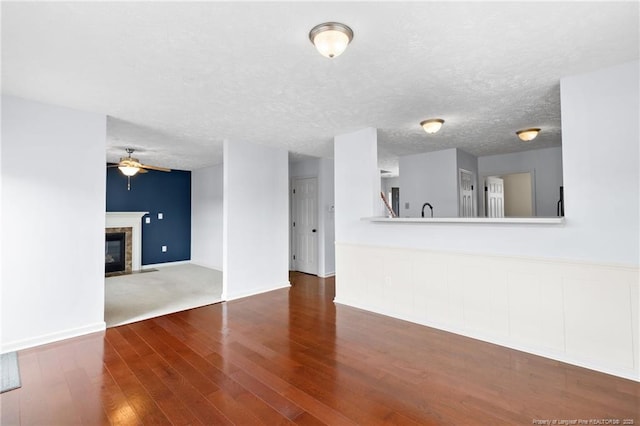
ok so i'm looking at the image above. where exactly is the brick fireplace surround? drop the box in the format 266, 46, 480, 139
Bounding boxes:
105, 227, 132, 276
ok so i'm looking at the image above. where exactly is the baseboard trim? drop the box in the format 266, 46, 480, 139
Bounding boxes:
223, 282, 291, 302
141, 260, 191, 270
319, 272, 336, 278
1, 321, 106, 354
333, 297, 639, 382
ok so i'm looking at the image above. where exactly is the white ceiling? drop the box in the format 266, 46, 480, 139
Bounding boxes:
2, 2, 638, 172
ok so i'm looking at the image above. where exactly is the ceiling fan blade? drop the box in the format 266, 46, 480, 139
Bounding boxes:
140, 164, 171, 172
137, 168, 148, 174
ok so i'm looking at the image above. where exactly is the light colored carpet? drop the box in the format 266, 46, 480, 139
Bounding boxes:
105, 263, 223, 327
1, 351, 21, 393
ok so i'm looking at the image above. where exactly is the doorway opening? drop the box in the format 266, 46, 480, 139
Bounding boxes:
482, 171, 534, 217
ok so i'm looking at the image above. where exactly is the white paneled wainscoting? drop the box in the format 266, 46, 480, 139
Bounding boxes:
335, 243, 639, 381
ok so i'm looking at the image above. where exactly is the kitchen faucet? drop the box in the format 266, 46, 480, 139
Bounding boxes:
421, 202, 433, 218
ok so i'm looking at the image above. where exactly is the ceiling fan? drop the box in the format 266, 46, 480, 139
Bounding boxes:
109, 148, 171, 190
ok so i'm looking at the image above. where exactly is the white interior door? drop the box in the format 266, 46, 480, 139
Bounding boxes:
292, 177, 318, 275
486, 176, 505, 218
459, 169, 475, 217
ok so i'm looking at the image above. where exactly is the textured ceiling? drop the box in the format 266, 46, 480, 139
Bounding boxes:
2, 2, 638, 172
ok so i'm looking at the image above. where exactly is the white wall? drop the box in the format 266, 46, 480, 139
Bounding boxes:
318, 158, 335, 276
289, 157, 335, 277
335, 127, 381, 243
223, 139, 289, 300
191, 164, 223, 270
1, 96, 106, 352
290, 158, 320, 180
334, 61, 639, 380
398, 148, 458, 217
561, 61, 638, 265
478, 146, 563, 217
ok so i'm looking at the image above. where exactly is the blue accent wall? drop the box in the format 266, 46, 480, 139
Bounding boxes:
106, 166, 191, 265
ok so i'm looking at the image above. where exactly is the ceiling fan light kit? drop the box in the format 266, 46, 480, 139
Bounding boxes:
118, 165, 140, 176
110, 148, 171, 190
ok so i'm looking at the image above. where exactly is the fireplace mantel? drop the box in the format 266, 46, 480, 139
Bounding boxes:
106, 212, 147, 271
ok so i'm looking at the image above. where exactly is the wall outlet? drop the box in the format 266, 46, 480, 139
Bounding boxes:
405, 202, 410, 209
162, 245, 167, 252
158, 213, 163, 220
145, 217, 151, 224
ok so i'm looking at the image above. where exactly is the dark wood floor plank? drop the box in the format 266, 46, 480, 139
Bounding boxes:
0, 384, 21, 424
64, 367, 111, 425
128, 320, 221, 396
227, 368, 308, 421
226, 325, 441, 425
1, 272, 639, 425
97, 364, 144, 426
102, 335, 173, 424
36, 347, 67, 387
206, 388, 270, 425
141, 316, 303, 425
108, 327, 203, 425
143, 351, 230, 425
262, 337, 446, 424
16, 351, 55, 424
127, 322, 234, 425
138, 316, 285, 425
213, 340, 358, 426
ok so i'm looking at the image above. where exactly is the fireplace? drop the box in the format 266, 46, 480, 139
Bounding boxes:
105, 232, 126, 273
105, 226, 133, 276
106, 212, 147, 273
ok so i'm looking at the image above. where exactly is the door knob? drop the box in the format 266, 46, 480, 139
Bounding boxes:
312, 229, 317, 232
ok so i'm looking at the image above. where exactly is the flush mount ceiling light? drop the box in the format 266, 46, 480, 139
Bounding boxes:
420, 118, 445, 134
309, 22, 354, 58
516, 128, 541, 141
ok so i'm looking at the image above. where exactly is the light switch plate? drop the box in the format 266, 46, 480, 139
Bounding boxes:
158, 213, 163, 220
162, 245, 167, 252
145, 217, 151, 224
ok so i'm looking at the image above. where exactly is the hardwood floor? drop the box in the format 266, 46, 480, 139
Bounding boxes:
2, 272, 638, 425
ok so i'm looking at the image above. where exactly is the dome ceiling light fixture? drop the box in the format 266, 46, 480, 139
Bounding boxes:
516, 128, 541, 141
420, 118, 445, 134
309, 22, 354, 58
